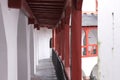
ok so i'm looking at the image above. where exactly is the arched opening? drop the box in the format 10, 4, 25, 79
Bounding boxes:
0, 4, 8, 80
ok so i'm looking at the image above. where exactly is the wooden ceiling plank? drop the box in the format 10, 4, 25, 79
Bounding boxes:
35, 15, 60, 18
28, 3, 64, 6
30, 5, 63, 8
27, 0, 64, 2
29, 4, 64, 7
21, 0, 34, 18
33, 11, 62, 14
31, 7, 63, 9
28, 1, 64, 4
31, 8, 63, 12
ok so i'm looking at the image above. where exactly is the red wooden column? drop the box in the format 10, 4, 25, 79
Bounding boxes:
55, 28, 57, 52
58, 25, 61, 56
64, 6, 71, 68
61, 19, 65, 61
65, 24, 70, 67
52, 29, 54, 49
85, 28, 89, 56
56, 27, 59, 54
54, 28, 57, 51
71, 8, 82, 80
61, 26, 64, 60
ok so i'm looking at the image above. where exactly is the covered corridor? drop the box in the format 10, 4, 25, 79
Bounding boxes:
1, 0, 120, 80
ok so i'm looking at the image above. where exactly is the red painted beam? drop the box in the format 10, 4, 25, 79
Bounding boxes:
28, 18, 35, 24
8, 0, 21, 8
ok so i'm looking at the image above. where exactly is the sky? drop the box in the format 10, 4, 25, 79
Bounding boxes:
82, 0, 96, 12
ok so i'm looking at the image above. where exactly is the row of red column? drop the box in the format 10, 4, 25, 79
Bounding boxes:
52, 8, 82, 80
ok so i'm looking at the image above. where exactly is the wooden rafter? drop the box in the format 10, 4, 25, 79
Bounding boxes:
9, 0, 66, 28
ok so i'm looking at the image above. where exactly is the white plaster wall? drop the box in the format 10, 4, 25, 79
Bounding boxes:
0, 4, 8, 80
38, 28, 52, 60
29, 25, 34, 77
26, 24, 32, 80
82, 57, 98, 76
17, 11, 30, 80
0, 0, 20, 80
98, 0, 120, 80
33, 29, 39, 74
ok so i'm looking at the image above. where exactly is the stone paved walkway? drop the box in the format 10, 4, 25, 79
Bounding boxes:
33, 58, 57, 80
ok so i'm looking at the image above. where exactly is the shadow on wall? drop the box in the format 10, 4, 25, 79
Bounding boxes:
0, 4, 8, 80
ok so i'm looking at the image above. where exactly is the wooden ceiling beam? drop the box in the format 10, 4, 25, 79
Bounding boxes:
39, 22, 56, 25
28, 3, 64, 6
32, 11, 62, 14
35, 14, 60, 18
8, 0, 33, 18
30, 5, 63, 9
31, 8, 62, 11
31, 7, 63, 10
39, 19, 58, 22
39, 21, 57, 24
28, 3, 64, 5
28, 1, 64, 4
34, 13, 61, 15
8, 0, 21, 8
9, 0, 66, 28
36, 16, 60, 19
29, 4, 64, 7
27, 0, 64, 1
30, 6, 63, 9
8, 0, 39, 25
38, 18, 59, 21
